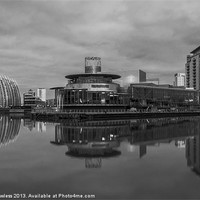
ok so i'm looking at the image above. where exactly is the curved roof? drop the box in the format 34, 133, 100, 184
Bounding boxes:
0, 75, 21, 107
65, 73, 121, 80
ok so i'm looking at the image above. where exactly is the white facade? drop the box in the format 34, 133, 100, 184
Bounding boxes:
37, 88, 46, 102
174, 73, 185, 87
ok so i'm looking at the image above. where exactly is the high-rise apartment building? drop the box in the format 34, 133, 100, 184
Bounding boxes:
174, 73, 185, 87
37, 88, 46, 102
185, 46, 200, 90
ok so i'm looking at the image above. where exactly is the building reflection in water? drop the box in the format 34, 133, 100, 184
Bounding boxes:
23, 119, 46, 132
186, 130, 200, 175
0, 115, 21, 146
50, 117, 200, 168
51, 120, 130, 168
129, 117, 199, 158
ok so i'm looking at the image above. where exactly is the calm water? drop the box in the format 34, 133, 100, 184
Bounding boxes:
1, 115, 200, 199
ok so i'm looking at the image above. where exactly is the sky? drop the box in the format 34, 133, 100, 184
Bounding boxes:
0, 0, 200, 98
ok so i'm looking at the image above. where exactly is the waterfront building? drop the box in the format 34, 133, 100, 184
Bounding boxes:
0, 75, 21, 108
128, 83, 199, 109
23, 89, 44, 108
174, 73, 185, 87
51, 57, 130, 112
185, 46, 200, 89
49, 87, 64, 108
37, 88, 46, 102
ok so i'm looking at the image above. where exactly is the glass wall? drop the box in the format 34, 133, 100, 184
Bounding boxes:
62, 89, 129, 106
129, 85, 199, 107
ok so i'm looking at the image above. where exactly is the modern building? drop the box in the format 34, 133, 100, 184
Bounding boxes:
138, 70, 159, 85
49, 87, 64, 108
51, 57, 130, 112
0, 75, 21, 108
174, 73, 185, 87
128, 83, 199, 109
23, 89, 44, 108
185, 46, 200, 90
37, 88, 46, 102
139, 70, 146, 82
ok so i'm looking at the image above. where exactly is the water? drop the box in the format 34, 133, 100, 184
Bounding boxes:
0, 115, 200, 199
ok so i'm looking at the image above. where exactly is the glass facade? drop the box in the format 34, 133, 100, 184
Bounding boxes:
128, 84, 199, 108
63, 89, 128, 105
52, 60, 130, 110
68, 76, 112, 84
0, 75, 21, 108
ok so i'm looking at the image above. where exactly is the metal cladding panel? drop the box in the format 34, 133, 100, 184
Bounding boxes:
0, 75, 21, 108
85, 57, 101, 74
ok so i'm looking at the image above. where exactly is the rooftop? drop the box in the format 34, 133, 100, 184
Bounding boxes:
50, 87, 64, 90
65, 73, 121, 80
130, 83, 191, 90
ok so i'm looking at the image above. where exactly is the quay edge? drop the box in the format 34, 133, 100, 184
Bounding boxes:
30, 111, 200, 121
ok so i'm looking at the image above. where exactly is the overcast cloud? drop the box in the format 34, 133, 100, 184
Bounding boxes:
0, 0, 199, 97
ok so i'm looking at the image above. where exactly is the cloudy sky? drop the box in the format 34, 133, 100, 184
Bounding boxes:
0, 0, 200, 98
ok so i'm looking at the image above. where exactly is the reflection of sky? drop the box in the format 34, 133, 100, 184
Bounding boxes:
0, 118, 200, 198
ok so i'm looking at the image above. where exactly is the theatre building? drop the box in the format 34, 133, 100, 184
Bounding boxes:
51, 57, 129, 112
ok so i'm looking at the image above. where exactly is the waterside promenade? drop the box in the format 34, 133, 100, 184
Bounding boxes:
30, 109, 200, 121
